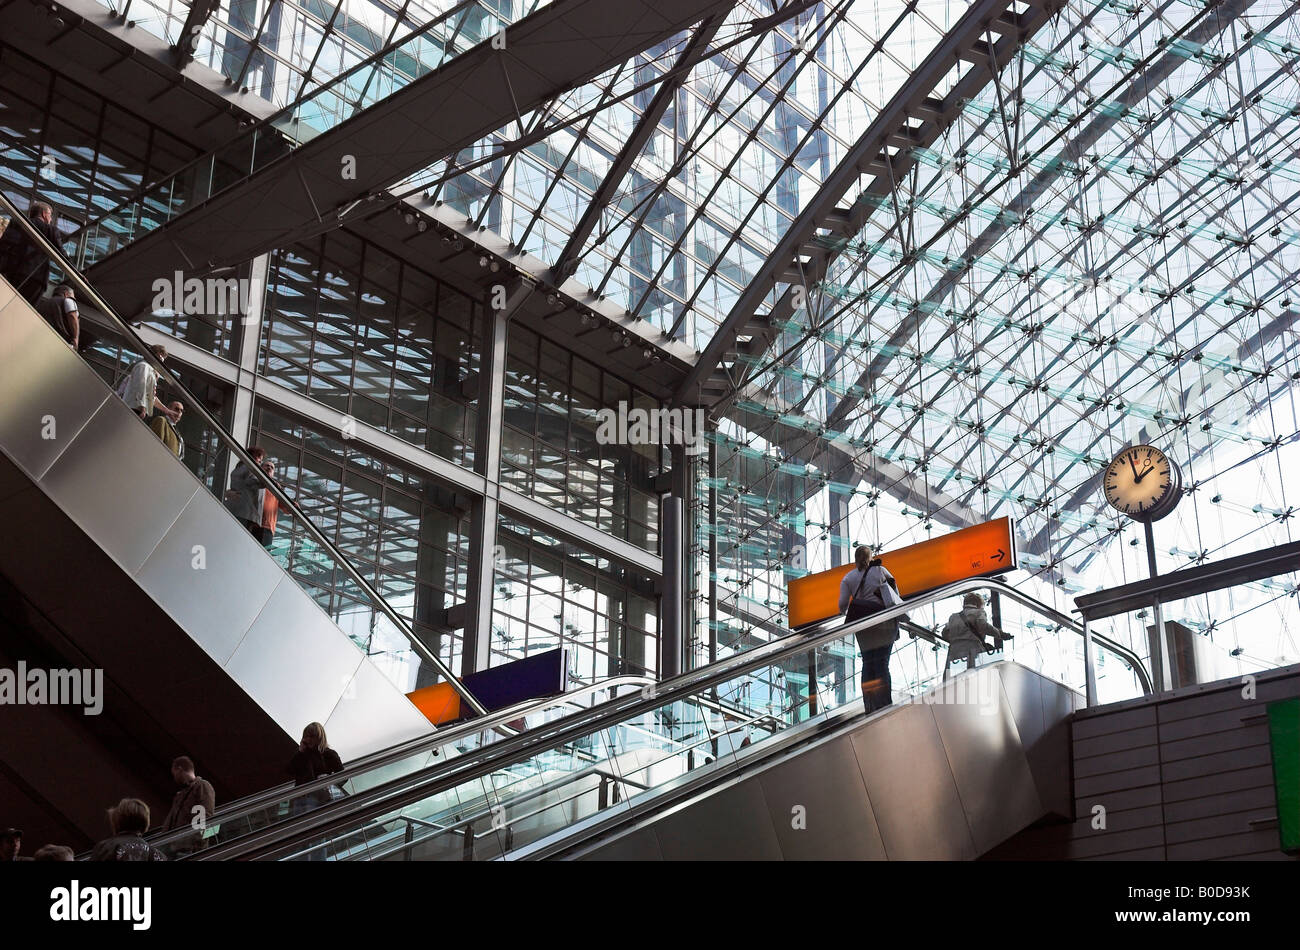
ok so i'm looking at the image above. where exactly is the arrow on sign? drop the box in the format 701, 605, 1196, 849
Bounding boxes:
991, 549, 1006, 562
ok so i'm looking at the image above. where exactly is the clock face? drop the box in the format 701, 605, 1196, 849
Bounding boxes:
1103, 445, 1180, 521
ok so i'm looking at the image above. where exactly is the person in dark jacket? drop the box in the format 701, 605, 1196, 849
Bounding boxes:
941, 592, 1005, 680
91, 798, 166, 861
288, 721, 345, 817
0, 199, 60, 304
225, 446, 266, 537
35, 283, 78, 349
161, 755, 216, 854
838, 545, 903, 714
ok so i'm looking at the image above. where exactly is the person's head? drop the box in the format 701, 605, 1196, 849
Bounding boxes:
149, 343, 167, 363
248, 446, 266, 464
28, 200, 53, 224
963, 592, 985, 609
300, 722, 329, 753
0, 828, 21, 860
107, 798, 150, 836
261, 458, 275, 477
33, 844, 74, 862
854, 545, 873, 570
53, 284, 75, 301
169, 401, 183, 421
171, 755, 196, 785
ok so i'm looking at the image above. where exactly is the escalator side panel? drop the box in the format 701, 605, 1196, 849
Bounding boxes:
924, 674, 1048, 855
843, 701, 982, 860
0, 280, 434, 760
755, 734, 889, 860
997, 659, 1082, 819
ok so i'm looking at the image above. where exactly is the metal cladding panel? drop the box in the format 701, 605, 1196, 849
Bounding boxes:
928, 674, 1045, 854
1073, 725, 1159, 758
651, 779, 785, 861
577, 827, 664, 862
0, 448, 30, 503
851, 701, 979, 860
0, 290, 110, 482
1073, 741, 1161, 778
225, 576, 365, 738
1072, 704, 1157, 739
40, 399, 200, 574
756, 734, 888, 860
326, 656, 435, 760
135, 491, 281, 666
1012, 663, 1077, 818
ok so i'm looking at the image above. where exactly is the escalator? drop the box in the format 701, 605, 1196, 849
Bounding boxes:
178, 578, 1151, 861
0, 202, 486, 848
66, 0, 729, 317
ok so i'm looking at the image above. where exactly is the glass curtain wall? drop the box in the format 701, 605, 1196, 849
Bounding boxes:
492, 516, 659, 684
259, 232, 479, 467
502, 322, 663, 552
248, 404, 472, 685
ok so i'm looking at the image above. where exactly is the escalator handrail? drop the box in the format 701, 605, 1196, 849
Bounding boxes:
0, 191, 489, 718
123, 674, 655, 857
196, 576, 1150, 859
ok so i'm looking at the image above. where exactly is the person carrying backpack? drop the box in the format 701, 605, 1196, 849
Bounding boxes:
839, 545, 904, 714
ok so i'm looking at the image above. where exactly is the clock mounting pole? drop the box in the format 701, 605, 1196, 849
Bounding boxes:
1144, 519, 1168, 695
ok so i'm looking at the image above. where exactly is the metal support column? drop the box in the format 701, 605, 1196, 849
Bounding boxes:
463, 278, 534, 676
659, 438, 688, 679
1083, 617, 1097, 708
223, 253, 269, 489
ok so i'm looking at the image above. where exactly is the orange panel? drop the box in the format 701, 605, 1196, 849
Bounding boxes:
406, 681, 462, 726
787, 517, 1016, 628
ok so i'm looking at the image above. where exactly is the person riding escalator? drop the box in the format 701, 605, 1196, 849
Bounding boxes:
839, 545, 904, 714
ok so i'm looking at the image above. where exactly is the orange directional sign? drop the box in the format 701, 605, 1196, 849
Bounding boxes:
787, 516, 1018, 628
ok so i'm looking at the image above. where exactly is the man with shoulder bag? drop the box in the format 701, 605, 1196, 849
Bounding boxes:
839, 545, 904, 714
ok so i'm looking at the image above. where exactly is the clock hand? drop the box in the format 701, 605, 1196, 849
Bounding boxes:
1128, 455, 1140, 480
1134, 464, 1154, 483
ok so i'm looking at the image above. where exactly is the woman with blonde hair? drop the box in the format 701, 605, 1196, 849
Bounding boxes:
288, 721, 345, 816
